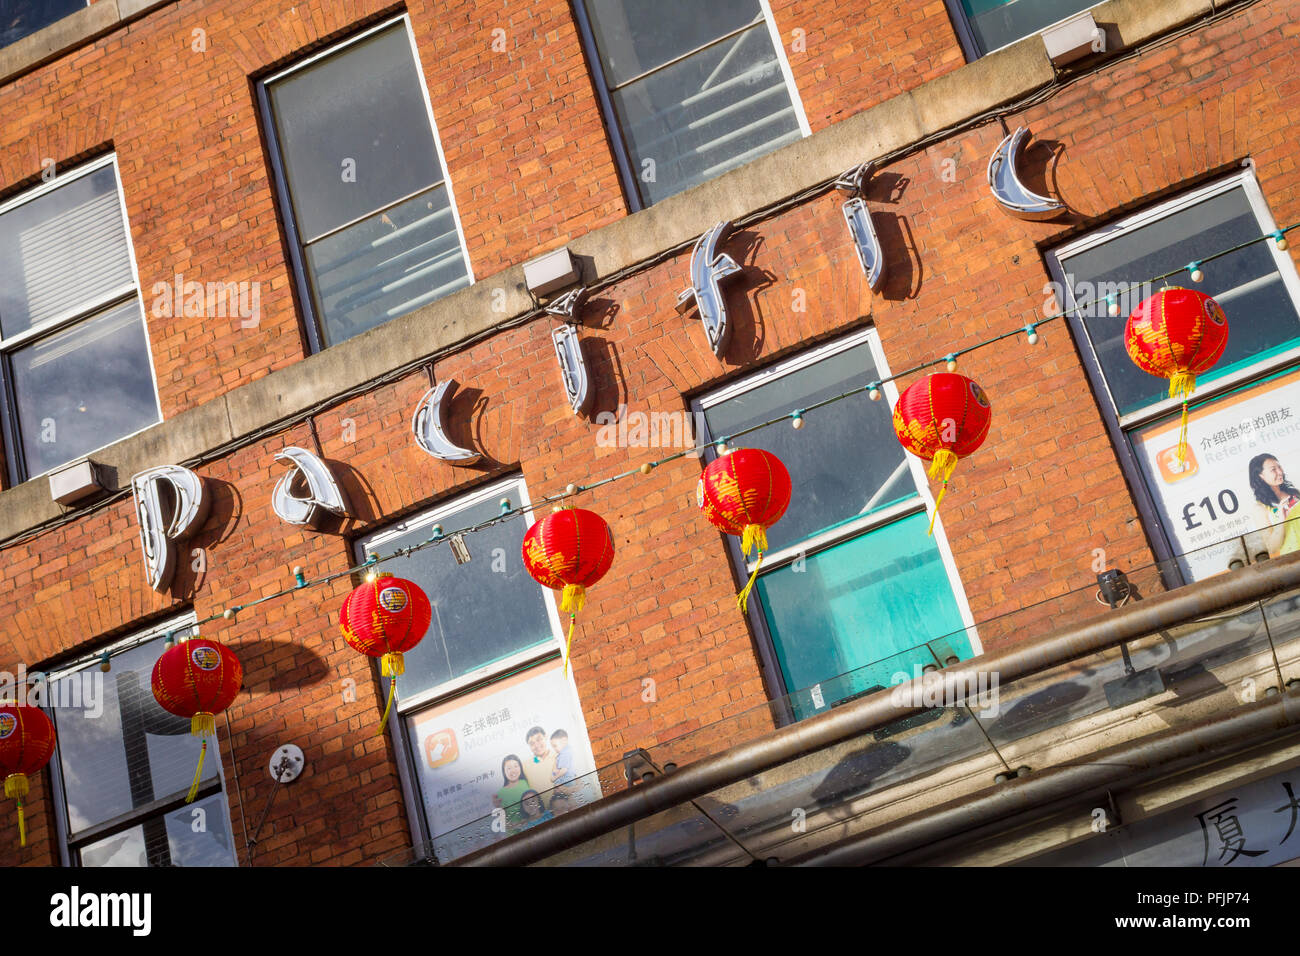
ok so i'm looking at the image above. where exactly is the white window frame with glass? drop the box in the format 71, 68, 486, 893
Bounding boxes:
0, 153, 162, 486
944, 0, 1106, 60
0, 0, 88, 48
692, 327, 979, 715
571, 0, 811, 209
257, 14, 475, 352
43, 613, 239, 868
1046, 168, 1300, 580
354, 475, 596, 859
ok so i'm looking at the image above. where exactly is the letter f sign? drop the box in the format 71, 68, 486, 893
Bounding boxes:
132, 465, 209, 591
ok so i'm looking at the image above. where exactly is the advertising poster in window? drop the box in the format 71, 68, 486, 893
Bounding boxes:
408, 658, 600, 861
1133, 367, 1300, 581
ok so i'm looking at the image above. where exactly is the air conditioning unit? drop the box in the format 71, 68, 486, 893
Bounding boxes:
523, 246, 580, 297
49, 457, 107, 505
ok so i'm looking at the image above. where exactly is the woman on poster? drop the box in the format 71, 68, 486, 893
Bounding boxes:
1249, 453, 1300, 557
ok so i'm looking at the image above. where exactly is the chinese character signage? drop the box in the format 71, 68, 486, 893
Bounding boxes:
1133, 368, 1300, 581
409, 658, 600, 861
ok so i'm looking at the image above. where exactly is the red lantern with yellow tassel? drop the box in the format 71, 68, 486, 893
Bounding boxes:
340, 573, 431, 734
1125, 287, 1228, 462
893, 372, 992, 535
522, 507, 615, 676
150, 637, 242, 803
0, 704, 55, 848
697, 448, 791, 612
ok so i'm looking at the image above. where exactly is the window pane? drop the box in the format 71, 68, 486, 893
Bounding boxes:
755, 511, 970, 694
961, 0, 1099, 54
0, 164, 134, 338
585, 0, 762, 87
1061, 186, 1300, 417
361, 493, 555, 700
268, 24, 443, 242
702, 341, 914, 551
78, 793, 237, 867
0, 0, 85, 49
612, 24, 800, 205
305, 186, 470, 347
50, 639, 222, 836
10, 299, 159, 477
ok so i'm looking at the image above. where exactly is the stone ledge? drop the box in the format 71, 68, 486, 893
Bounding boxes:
0, 0, 174, 89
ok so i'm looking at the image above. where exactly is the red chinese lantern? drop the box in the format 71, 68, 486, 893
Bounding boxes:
697, 448, 792, 612
0, 704, 56, 847
340, 573, 432, 733
1125, 287, 1229, 462
522, 507, 615, 676
893, 372, 992, 535
151, 637, 242, 803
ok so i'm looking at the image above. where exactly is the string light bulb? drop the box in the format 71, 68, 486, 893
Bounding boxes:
1106, 294, 1120, 317
1274, 231, 1289, 252
499, 497, 512, 515
791, 411, 804, 429
565, 483, 577, 496
224, 607, 238, 621
1188, 261, 1204, 282
868, 382, 881, 401
716, 439, 730, 455
99, 652, 111, 673
945, 355, 958, 373
640, 462, 654, 475
293, 566, 306, 587
1024, 324, 1039, 346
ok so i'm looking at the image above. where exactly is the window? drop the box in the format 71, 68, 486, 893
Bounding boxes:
44, 616, 238, 867
693, 329, 977, 716
356, 477, 599, 861
0, 0, 86, 48
0, 155, 161, 484
1048, 170, 1300, 582
574, 0, 809, 208
259, 16, 473, 351
946, 0, 1103, 58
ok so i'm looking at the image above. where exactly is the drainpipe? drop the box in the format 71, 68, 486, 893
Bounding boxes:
789, 685, 1300, 866
454, 551, 1300, 867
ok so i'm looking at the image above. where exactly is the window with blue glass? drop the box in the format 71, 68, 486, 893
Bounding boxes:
694, 328, 976, 711
0, 0, 86, 48
259, 16, 473, 351
946, 0, 1102, 58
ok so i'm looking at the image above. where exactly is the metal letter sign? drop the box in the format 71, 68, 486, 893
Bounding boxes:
675, 220, 741, 357
412, 379, 481, 464
131, 465, 209, 592
834, 162, 887, 292
545, 287, 593, 416
271, 446, 351, 527
987, 127, 1064, 220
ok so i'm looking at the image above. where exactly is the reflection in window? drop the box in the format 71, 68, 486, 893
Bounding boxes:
0, 158, 160, 482
951, 0, 1101, 57
261, 18, 471, 349
578, 0, 806, 206
49, 625, 237, 867
0, 0, 85, 49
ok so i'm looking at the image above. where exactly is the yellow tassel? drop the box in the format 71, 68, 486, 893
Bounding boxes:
1176, 401, 1191, 465
1168, 370, 1196, 401
381, 652, 405, 677
561, 584, 586, 614
191, 712, 216, 737
15, 799, 24, 848
4, 773, 28, 799
563, 614, 576, 678
186, 739, 207, 804
376, 678, 397, 737
928, 449, 959, 483
737, 552, 764, 613
928, 482, 950, 536
740, 524, 768, 558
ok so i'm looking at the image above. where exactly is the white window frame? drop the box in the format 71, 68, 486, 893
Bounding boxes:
355, 475, 597, 858
692, 326, 979, 704
259, 13, 475, 353
43, 612, 239, 868
945, 0, 1108, 60
0, 153, 162, 485
572, 0, 811, 210
1046, 168, 1300, 578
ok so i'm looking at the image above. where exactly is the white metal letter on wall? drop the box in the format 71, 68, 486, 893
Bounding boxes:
675, 220, 742, 357
131, 465, 209, 592
271, 446, 351, 527
987, 127, 1064, 220
412, 379, 481, 464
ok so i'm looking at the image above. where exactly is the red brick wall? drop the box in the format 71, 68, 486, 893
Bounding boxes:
1, 1, 1298, 865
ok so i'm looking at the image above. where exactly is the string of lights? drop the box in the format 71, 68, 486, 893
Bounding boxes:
54, 220, 1300, 674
